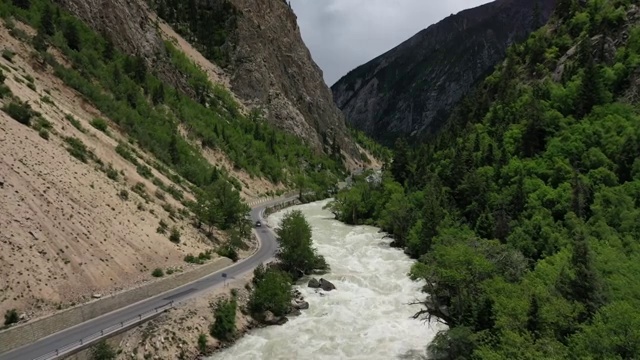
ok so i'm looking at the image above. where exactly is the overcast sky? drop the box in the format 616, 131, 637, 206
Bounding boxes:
289, 0, 493, 86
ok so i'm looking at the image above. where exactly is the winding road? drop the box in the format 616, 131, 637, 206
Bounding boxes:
0, 196, 296, 360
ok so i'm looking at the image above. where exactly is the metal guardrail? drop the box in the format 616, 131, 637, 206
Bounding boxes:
32, 301, 175, 360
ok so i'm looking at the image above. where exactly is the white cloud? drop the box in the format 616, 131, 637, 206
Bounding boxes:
290, 0, 493, 85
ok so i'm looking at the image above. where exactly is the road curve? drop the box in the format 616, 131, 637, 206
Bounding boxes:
0, 196, 297, 360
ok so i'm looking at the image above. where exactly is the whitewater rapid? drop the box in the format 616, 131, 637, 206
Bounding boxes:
213, 199, 445, 360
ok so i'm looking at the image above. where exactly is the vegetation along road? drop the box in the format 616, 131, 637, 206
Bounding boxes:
0, 195, 297, 360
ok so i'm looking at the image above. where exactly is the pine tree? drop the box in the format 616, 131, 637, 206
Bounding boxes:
11, 0, 30, 10
567, 229, 605, 322
168, 134, 180, 165
39, 4, 55, 36
526, 294, 542, 340
391, 138, 410, 185
63, 20, 81, 51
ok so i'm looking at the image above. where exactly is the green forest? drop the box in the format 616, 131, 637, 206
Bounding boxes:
329, 0, 640, 358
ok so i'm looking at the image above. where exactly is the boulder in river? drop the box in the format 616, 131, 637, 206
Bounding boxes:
291, 299, 310, 310
288, 308, 302, 317
308, 278, 321, 288
263, 311, 288, 326
319, 278, 336, 291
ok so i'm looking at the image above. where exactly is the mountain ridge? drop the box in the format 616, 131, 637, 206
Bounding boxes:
332, 0, 557, 145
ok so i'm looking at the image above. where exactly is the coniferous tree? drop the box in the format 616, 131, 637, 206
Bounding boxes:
11, 0, 30, 10
39, 4, 55, 36
526, 294, 542, 340
63, 20, 81, 51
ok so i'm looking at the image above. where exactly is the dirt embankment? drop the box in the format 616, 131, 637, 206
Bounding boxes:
0, 19, 260, 321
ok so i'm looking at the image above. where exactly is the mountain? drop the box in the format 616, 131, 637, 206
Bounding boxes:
56, 0, 360, 161
0, 0, 377, 341
330, 0, 640, 358
332, 0, 557, 145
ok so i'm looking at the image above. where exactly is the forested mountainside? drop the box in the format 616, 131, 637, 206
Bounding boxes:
0, 0, 356, 321
329, 0, 640, 358
332, 0, 556, 145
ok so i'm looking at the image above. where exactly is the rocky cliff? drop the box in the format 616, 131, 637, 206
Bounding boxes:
331, 0, 557, 145
56, 0, 358, 161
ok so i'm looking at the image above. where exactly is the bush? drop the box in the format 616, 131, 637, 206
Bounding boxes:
216, 245, 238, 262
136, 164, 153, 179
169, 226, 181, 243
65, 114, 85, 132
38, 128, 49, 140
63, 136, 90, 163
0, 84, 11, 99
2, 49, 15, 62
151, 268, 164, 277
4, 309, 19, 326
32, 117, 52, 131
155, 189, 166, 201
197, 333, 208, 355
157, 219, 168, 234
119, 189, 129, 201
184, 254, 203, 264
105, 164, 119, 181
248, 268, 292, 317
90, 117, 109, 133
89, 340, 116, 360
3, 101, 34, 125
209, 298, 237, 342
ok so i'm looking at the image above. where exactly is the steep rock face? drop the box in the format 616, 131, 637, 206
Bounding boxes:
56, 0, 358, 161
332, 0, 557, 145
227, 0, 357, 158
55, 0, 195, 98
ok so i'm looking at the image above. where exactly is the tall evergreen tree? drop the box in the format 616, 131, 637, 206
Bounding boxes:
39, 4, 55, 36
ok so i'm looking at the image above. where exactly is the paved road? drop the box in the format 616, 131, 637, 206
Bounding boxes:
0, 196, 296, 360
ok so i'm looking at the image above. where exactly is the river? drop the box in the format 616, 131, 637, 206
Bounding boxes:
213, 199, 445, 360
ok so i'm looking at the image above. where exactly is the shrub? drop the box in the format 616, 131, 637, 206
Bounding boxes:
0, 84, 11, 99
115, 143, 137, 164
155, 189, 165, 201
166, 268, 175, 275
0, 69, 5, 82
90, 340, 116, 360
198, 250, 212, 261
151, 268, 164, 277
136, 164, 153, 179
209, 298, 237, 342
32, 117, 52, 131
27, 82, 36, 91
3, 101, 34, 125
119, 189, 129, 201
38, 128, 49, 140
248, 268, 292, 317
40, 95, 54, 105
63, 136, 89, 163
157, 219, 168, 234
2, 49, 15, 62
65, 114, 85, 132
105, 164, 119, 181
216, 245, 238, 262
169, 227, 181, 243
131, 182, 149, 201
4, 309, 19, 326
197, 333, 208, 355
90, 117, 108, 133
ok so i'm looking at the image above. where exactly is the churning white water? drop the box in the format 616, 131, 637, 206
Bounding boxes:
213, 199, 446, 360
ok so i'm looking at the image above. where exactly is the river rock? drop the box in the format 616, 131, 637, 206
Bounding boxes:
308, 278, 321, 288
288, 308, 302, 317
297, 301, 309, 310
319, 278, 336, 291
263, 311, 288, 326
291, 299, 309, 310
